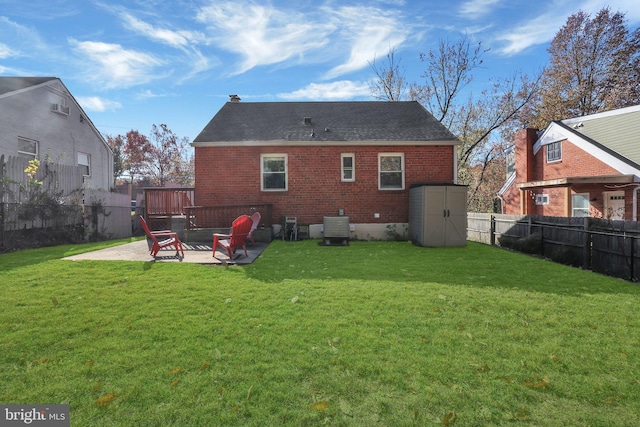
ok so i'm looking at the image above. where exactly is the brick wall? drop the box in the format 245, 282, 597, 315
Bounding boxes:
503, 129, 635, 218
194, 144, 455, 225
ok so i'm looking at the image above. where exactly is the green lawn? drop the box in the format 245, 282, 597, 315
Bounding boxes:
1, 240, 639, 426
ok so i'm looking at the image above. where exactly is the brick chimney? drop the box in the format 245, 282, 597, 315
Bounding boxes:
229, 94, 241, 103
515, 128, 539, 214
515, 128, 537, 183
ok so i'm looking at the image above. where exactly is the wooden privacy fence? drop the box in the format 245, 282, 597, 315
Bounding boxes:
468, 213, 640, 281
1, 155, 131, 251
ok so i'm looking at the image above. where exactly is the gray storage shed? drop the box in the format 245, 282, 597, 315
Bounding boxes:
409, 184, 467, 247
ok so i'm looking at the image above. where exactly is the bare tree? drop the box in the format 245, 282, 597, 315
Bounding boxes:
531, 8, 640, 127
368, 47, 408, 101
407, 36, 540, 212
410, 35, 488, 127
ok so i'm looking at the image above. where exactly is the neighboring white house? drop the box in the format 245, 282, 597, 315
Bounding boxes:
0, 76, 113, 191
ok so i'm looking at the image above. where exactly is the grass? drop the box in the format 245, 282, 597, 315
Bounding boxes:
1, 239, 639, 426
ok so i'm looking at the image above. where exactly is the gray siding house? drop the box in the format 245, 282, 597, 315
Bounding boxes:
0, 77, 113, 191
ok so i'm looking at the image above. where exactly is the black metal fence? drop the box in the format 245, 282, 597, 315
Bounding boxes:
468, 213, 640, 281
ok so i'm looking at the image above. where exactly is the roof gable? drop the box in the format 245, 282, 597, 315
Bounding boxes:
0, 76, 111, 155
0, 77, 57, 97
534, 105, 640, 174
193, 101, 460, 146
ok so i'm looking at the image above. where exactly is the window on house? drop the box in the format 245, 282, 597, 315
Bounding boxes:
506, 146, 515, 176
77, 152, 91, 176
379, 153, 404, 190
261, 154, 287, 191
572, 193, 590, 217
546, 141, 561, 162
535, 194, 549, 205
341, 153, 355, 182
18, 137, 38, 159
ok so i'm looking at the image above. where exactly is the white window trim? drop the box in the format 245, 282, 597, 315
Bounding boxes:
261, 153, 288, 191
572, 193, 590, 217
17, 137, 38, 159
546, 141, 562, 163
378, 152, 405, 190
341, 153, 355, 182
535, 194, 549, 205
77, 152, 91, 177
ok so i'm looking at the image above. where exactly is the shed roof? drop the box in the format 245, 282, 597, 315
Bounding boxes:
192, 101, 460, 146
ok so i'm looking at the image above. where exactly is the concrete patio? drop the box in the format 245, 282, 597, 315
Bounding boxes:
63, 239, 270, 265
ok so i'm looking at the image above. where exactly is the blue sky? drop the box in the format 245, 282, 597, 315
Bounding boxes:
1, 0, 639, 142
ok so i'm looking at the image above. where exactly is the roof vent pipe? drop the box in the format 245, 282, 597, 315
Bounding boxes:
229, 94, 241, 103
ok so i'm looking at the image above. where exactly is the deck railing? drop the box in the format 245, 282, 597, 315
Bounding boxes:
185, 205, 272, 230
142, 188, 272, 230
144, 187, 195, 216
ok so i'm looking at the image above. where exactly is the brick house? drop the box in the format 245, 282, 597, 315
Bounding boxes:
192, 99, 460, 239
499, 105, 640, 220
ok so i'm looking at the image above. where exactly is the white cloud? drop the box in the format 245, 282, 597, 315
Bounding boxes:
196, 2, 333, 75
195, 1, 413, 78
278, 80, 371, 100
69, 38, 165, 88
0, 16, 44, 58
76, 96, 122, 112
322, 5, 410, 80
119, 12, 203, 48
121, 12, 213, 79
136, 89, 165, 100
494, 11, 568, 55
0, 43, 17, 58
459, 0, 502, 17
494, 0, 640, 56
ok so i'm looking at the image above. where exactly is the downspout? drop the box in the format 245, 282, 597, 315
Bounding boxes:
634, 185, 640, 221
453, 147, 458, 184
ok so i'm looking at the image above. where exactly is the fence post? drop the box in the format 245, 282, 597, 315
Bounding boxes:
0, 154, 4, 250
490, 215, 496, 246
582, 218, 590, 270
630, 235, 635, 281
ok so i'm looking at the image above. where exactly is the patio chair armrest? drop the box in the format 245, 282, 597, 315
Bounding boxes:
150, 229, 174, 235
213, 233, 231, 238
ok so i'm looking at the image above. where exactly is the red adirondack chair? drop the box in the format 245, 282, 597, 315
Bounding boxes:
140, 216, 185, 259
247, 211, 261, 245
213, 214, 253, 259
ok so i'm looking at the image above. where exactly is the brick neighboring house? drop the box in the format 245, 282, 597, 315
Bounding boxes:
192, 99, 460, 239
499, 105, 640, 220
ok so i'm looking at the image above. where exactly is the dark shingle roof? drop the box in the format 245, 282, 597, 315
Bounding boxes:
0, 77, 57, 96
193, 101, 459, 144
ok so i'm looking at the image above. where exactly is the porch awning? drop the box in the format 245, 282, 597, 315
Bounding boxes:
516, 174, 639, 189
